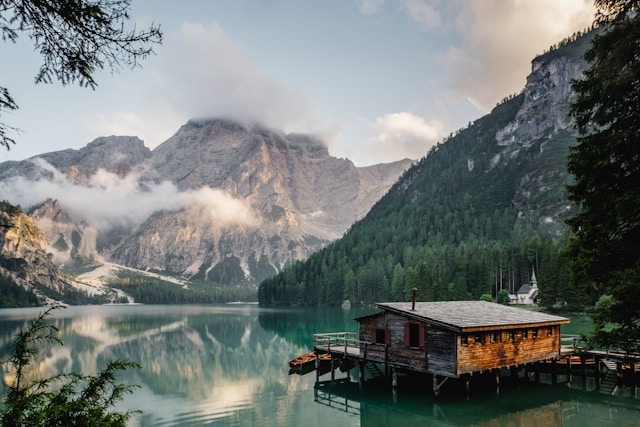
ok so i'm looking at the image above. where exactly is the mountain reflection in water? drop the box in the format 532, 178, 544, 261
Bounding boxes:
0, 305, 638, 426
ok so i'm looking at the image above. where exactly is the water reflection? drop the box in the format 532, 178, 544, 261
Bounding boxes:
314, 377, 640, 427
0, 305, 637, 427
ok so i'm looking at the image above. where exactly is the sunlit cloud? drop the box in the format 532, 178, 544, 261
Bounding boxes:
0, 159, 260, 232
443, 0, 595, 111
366, 112, 445, 163
153, 21, 330, 135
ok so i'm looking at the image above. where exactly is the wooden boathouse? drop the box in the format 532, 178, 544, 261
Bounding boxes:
313, 300, 570, 395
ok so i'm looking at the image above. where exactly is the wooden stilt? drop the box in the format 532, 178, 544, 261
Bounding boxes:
552, 359, 557, 385
595, 356, 601, 391
631, 362, 637, 397
580, 355, 587, 391
330, 357, 335, 384
392, 367, 398, 389
433, 375, 449, 397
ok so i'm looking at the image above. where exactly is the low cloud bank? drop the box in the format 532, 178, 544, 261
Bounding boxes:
0, 159, 260, 232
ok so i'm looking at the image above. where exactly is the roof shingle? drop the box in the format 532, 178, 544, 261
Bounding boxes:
376, 301, 569, 332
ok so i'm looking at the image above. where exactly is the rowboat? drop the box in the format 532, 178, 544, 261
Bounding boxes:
289, 352, 316, 369
318, 353, 331, 362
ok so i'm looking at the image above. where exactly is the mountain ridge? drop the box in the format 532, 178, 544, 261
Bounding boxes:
0, 119, 412, 302
259, 31, 595, 307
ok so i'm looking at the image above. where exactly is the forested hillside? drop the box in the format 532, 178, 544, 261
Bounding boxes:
259, 32, 595, 309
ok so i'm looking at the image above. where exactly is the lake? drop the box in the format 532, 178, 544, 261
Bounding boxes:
0, 304, 638, 426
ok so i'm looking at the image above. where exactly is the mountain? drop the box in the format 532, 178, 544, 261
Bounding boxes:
0, 120, 411, 301
0, 201, 58, 306
259, 31, 595, 308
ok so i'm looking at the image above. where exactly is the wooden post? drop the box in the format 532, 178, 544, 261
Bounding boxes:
632, 362, 637, 397
330, 357, 336, 384
392, 367, 398, 389
552, 359, 557, 385
567, 356, 572, 387
580, 355, 587, 391
595, 355, 601, 391
359, 361, 365, 388
315, 353, 320, 383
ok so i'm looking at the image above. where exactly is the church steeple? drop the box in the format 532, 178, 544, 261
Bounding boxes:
531, 268, 537, 288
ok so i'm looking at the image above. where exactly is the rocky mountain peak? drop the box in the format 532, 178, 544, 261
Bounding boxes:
0, 119, 411, 292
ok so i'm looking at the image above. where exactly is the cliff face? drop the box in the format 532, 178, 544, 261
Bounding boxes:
1, 120, 411, 288
0, 205, 60, 292
492, 38, 592, 236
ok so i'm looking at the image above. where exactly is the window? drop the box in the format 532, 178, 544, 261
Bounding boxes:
508, 331, 515, 341
490, 331, 500, 343
461, 335, 468, 346
373, 328, 390, 345
404, 322, 424, 349
409, 323, 420, 348
547, 327, 553, 337
522, 330, 528, 340
532, 329, 538, 339
474, 333, 483, 344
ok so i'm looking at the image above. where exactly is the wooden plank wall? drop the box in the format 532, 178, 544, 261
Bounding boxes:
359, 313, 429, 372
358, 314, 387, 363
358, 313, 563, 378
426, 326, 457, 376
457, 325, 561, 375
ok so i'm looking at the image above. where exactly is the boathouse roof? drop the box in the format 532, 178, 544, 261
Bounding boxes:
370, 301, 569, 333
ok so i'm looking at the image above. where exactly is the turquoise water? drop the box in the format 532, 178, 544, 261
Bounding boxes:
0, 305, 637, 426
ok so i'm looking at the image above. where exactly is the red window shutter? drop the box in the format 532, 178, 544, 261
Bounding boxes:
419, 324, 425, 349
404, 323, 410, 347
385, 328, 391, 345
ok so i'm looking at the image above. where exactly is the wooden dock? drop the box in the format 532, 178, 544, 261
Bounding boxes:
305, 302, 640, 397
311, 331, 640, 397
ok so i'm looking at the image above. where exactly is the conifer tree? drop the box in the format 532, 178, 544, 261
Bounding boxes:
568, 0, 640, 352
0, 307, 141, 426
0, 0, 162, 150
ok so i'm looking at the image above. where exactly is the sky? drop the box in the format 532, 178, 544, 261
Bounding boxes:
1, 0, 596, 167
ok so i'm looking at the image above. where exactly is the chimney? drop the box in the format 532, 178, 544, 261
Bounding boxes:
411, 288, 418, 311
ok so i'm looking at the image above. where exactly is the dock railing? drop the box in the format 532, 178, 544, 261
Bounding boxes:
561, 334, 586, 353
313, 332, 373, 358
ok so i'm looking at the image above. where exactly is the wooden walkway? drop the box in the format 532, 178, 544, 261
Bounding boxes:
315, 333, 580, 362
311, 332, 640, 397
313, 332, 365, 359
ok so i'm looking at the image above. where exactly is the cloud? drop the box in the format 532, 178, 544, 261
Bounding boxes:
0, 159, 260, 232
153, 21, 329, 135
443, 0, 595, 111
366, 112, 445, 163
356, 0, 384, 15
403, 0, 441, 29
